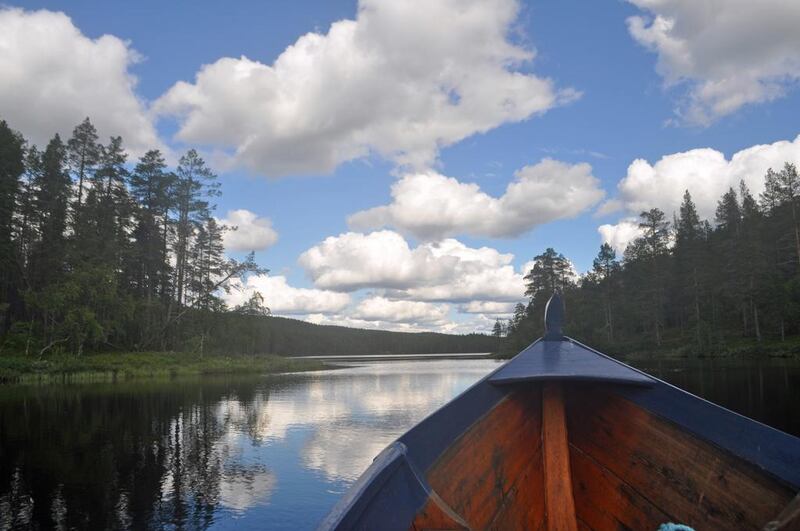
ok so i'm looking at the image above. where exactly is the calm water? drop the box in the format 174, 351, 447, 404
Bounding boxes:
0, 360, 499, 530
0, 357, 798, 530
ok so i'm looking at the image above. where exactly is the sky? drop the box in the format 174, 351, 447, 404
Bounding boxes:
2, 0, 800, 334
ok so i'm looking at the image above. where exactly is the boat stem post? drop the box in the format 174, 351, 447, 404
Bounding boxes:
542, 381, 578, 531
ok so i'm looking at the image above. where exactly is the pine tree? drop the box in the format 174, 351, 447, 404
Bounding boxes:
0, 121, 24, 332
775, 163, 800, 268
15, 147, 42, 274
716, 187, 742, 235
674, 191, 706, 343
189, 217, 227, 310
739, 181, 767, 341
637, 208, 670, 345
524, 248, 574, 302
592, 243, 619, 341
173, 149, 220, 306
492, 319, 503, 338
234, 291, 270, 317
66, 118, 100, 213
31, 135, 70, 288
129, 150, 174, 299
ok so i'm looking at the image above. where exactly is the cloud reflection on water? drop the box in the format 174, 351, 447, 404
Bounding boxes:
0, 359, 499, 529
256, 360, 498, 482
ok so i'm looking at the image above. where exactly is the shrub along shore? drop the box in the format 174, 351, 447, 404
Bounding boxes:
0, 352, 329, 384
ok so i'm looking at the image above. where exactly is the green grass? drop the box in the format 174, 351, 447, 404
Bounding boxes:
0, 351, 329, 384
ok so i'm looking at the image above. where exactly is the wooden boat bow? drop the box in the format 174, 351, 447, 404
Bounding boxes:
320, 293, 800, 531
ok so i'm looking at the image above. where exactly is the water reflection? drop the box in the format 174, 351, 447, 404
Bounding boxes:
271, 364, 479, 482
1, 357, 796, 529
0, 360, 498, 529
631, 357, 800, 436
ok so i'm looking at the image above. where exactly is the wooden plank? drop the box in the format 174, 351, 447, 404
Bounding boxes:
486, 446, 546, 531
569, 444, 672, 530
542, 382, 578, 531
426, 388, 544, 530
409, 492, 469, 531
566, 385, 795, 530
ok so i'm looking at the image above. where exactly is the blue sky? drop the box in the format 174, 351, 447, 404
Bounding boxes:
3, 0, 800, 333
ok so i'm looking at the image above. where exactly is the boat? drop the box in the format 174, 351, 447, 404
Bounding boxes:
319, 294, 800, 531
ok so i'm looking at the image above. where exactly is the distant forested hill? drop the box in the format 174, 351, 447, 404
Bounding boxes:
0, 117, 495, 358
210, 313, 498, 356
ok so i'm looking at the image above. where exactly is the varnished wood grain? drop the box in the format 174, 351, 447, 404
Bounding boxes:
542, 382, 578, 531
409, 492, 469, 531
425, 388, 545, 530
486, 452, 547, 531
569, 444, 671, 530
566, 385, 795, 530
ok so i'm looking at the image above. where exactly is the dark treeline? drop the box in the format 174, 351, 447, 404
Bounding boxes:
0, 118, 493, 357
228, 315, 497, 356
498, 163, 800, 357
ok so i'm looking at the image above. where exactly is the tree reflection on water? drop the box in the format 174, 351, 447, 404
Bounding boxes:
0, 360, 498, 529
3, 357, 793, 529
0, 376, 289, 529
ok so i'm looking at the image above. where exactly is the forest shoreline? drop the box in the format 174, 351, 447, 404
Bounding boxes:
0, 351, 331, 384
493, 336, 800, 360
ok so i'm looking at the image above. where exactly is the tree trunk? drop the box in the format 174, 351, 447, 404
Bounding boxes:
793, 201, 800, 267
76, 153, 86, 209
693, 267, 701, 344
753, 303, 761, 342
742, 304, 748, 337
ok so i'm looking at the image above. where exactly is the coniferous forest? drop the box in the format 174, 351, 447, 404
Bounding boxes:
497, 162, 800, 358
0, 118, 495, 359
3, 116, 800, 361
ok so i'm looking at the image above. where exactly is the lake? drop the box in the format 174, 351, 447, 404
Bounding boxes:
0, 357, 798, 529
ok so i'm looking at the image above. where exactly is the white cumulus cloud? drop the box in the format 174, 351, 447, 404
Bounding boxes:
598, 135, 800, 254
627, 0, 800, 124
303, 313, 450, 334
298, 230, 526, 303
225, 275, 350, 315
218, 209, 278, 252
597, 218, 644, 254
351, 297, 449, 325
154, 0, 577, 176
458, 301, 516, 315
0, 8, 160, 153
612, 135, 800, 221
348, 159, 604, 240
